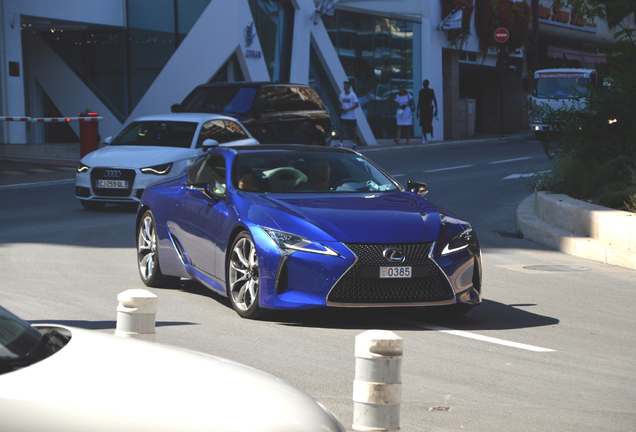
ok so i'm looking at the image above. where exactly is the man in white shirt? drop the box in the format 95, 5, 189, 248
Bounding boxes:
338, 81, 359, 149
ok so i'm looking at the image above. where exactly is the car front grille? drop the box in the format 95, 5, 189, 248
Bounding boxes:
327, 243, 454, 305
90, 168, 136, 197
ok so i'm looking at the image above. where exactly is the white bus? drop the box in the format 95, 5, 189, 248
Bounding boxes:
525, 68, 604, 140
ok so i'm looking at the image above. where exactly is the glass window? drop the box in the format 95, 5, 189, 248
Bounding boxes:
322, 12, 420, 138
187, 153, 226, 191
197, 119, 249, 146
176, 0, 212, 44
35, 1, 216, 133
248, 0, 294, 82
234, 151, 399, 194
111, 121, 197, 148
224, 120, 250, 141
534, 73, 590, 98
198, 120, 226, 145
184, 87, 257, 115
272, 87, 326, 112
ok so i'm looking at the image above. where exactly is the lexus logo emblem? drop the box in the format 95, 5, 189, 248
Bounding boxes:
383, 248, 405, 263
103, 170, 122, 178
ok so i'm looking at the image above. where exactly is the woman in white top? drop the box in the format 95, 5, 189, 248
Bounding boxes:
394, 84, 413, 144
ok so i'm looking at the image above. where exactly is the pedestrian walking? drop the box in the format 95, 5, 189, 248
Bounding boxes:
338, 81, 359, 149
416, 80, 438, 143
394, 84, 413, 144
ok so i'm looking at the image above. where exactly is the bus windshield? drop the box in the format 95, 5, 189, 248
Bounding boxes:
533, 73, 590, 99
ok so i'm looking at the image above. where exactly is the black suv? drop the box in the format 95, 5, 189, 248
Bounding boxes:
171, 82, 331, 146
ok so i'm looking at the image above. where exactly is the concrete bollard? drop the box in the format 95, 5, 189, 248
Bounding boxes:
353, 330, 403, 431
115, 289, 157, 341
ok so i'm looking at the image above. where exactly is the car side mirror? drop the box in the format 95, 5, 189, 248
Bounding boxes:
407, 180, 428, 197
202, 139, 219, 149
103, 136, 113, 145
171, 103, 181, 113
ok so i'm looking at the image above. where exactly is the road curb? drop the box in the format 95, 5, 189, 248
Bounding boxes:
517, 191, 636, 271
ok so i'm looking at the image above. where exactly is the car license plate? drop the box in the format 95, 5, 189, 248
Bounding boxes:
380, 266, 412, 278
97, 179, 128, 189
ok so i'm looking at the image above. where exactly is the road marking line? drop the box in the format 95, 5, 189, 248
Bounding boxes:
410, 322, 556, 352
503, 170, 550, 180
424, 165, 474, 173
0, 179, 75, 190
489, 157, 533, 164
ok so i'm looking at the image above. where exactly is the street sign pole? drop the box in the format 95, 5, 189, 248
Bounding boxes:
494, 28, 510, 138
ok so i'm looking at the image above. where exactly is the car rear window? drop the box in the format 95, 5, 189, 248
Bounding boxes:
111, 121, 197, 148
182, 87, 257, 115
259, 86, 326, 112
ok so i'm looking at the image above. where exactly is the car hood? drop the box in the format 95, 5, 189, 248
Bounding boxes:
0, 326, 344, 432
250, 192, 441, 244
81, 146, 200, 168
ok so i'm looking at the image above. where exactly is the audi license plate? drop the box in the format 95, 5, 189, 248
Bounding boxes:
380, 266, 412, 278
97, 179, 128, 189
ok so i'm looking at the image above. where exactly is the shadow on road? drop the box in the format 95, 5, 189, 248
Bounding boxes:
172, 278, 558, 331
28, 319, 197, 330
270, 299, 558, 331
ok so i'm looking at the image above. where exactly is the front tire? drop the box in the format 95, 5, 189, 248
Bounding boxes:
227, 232, 267, 319
137, 210, 179, 288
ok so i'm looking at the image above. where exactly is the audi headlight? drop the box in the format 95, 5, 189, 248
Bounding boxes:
77, 163, 90, 173
262, 228, 338, 256
442, 227, 477, 255
141, 162, 173, 175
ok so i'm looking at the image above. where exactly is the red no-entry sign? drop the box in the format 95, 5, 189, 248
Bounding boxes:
494, 27, 509, 43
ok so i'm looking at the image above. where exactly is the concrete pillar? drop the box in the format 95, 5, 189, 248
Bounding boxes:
115, 289, 158, 341
352, 330, 403, 432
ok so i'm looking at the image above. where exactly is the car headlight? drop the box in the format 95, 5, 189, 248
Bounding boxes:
140, 162, 173, 175
442, 227, 477, 255
77, 163, 90, 173
262, 228, 338, 256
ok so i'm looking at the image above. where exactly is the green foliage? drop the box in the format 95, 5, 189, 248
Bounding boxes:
531, 0, 636, 212
626, 194, 636, 212
530, 60, 636, 211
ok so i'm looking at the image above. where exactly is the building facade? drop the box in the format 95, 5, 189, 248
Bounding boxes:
1, 0, 631, 146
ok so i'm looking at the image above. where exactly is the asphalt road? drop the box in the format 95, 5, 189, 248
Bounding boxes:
1, 138, 635, 431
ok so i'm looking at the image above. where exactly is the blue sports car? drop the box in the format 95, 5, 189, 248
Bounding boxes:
136, 145, 482, 319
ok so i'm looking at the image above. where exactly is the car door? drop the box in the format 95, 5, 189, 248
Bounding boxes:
172, 152, 230, 287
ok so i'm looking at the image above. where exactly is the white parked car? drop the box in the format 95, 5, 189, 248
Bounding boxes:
0, 305, 345, 432
75, 113, 259, 210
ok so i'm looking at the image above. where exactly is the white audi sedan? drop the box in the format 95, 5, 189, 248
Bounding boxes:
0, 305, 345, 432
75, 113, 258, 210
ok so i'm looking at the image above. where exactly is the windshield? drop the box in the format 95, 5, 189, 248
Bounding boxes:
533, 73, 590, 99
233, 151, 400, 193
182, 87, 257, 115
0, 305, 68, 374
111, 121, 198, 148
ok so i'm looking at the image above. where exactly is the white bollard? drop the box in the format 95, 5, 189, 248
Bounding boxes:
353, 330, 403, 431
115, 289, 158, 341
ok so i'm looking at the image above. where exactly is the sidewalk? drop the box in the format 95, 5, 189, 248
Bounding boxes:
517, 191, 636, 271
